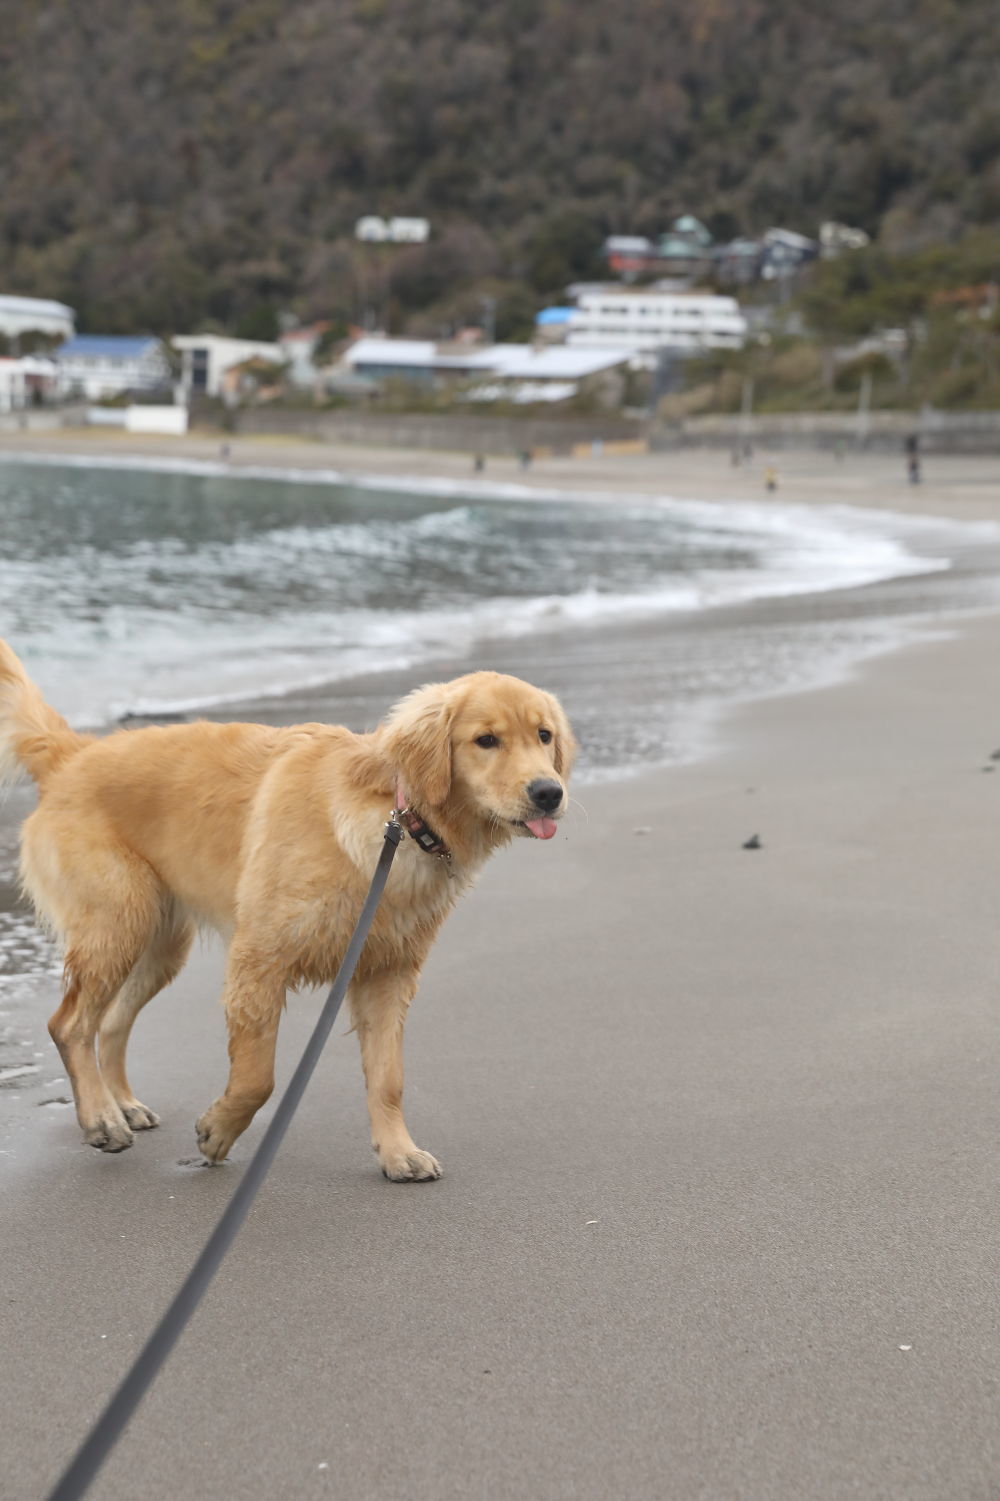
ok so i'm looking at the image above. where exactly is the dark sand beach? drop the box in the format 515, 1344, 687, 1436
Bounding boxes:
2, 435, 1000, 1499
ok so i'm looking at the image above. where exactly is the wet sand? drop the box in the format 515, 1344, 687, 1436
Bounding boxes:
2, 436, 1000, 1498
2, 421, 1000, 521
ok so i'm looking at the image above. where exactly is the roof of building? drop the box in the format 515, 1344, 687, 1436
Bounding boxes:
535, 307, 574, 326
575, 289, 743, 312
58, 335, 161, 359
672, 215, 713, 245
603, 236, 654, 255
0, 354, 57, 372
347, 338, 438, 367
468, 345, 632, 379
762, 227, 818, 251
346, 337, 633, 380
279, 321, 332, 344
0, 294, 75, 318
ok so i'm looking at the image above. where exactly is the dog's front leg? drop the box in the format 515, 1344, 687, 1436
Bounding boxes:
196, 941, 285, 1163
350, 966, 442, 1182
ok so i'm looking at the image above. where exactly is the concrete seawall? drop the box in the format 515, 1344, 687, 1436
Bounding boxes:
651, 409, 1000, 454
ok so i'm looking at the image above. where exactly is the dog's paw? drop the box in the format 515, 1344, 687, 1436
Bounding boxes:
120, 1101, 160, 1131
378, 1146, 443, 1183
84, 1117, 134, 1153
195, 1107, 236, 1164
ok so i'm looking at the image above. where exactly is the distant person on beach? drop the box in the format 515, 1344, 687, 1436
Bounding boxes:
763, 464, 778, 492
905, 433, 921, 484
519, 448, 533, 470
473, 453, 485, 473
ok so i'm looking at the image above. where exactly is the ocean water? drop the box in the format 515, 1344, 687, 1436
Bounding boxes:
3, 454, 992, 772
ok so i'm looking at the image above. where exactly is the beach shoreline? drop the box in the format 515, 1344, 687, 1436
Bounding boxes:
2, 420, 1000, 521
2, 435, 1000, 1497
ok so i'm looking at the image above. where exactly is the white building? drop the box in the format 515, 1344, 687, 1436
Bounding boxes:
557, 290, 747, 361
0, 358, 27, 412
0, 294, 76, 343
0, 355, 60, 412
820, 221, 871, 258
759, 227, 819, 280
343, 337, 634, 402
354, 216, 430, 244
173, 334, 284, 399
56, 336, 172, 400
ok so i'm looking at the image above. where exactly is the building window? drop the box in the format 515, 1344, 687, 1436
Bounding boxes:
191, 348, 209, 392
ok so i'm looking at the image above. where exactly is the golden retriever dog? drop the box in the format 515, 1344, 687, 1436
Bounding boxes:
0, 640, 574, 1180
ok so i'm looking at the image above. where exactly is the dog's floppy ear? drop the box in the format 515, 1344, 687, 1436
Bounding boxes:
383, 681, 456, 809
545, 691, 577, 779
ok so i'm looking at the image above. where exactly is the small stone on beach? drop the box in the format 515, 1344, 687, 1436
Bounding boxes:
742, 834, 762, 850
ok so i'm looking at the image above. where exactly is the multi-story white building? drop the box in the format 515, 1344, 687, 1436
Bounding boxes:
558, 290, 747, 361
173, 334, 284, 399
0, 294, 76, 343
56, 336, 172, 400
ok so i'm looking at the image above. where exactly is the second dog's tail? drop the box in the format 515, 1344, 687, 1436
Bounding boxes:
0, 639, 91, 792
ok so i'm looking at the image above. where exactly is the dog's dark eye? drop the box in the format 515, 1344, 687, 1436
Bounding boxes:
538, 728, 552, 744
475, 734, 500, 749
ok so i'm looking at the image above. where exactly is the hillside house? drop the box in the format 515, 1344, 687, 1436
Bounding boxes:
760, 228, 819, 280
0, 295, 75, 344
541, 288, 746, 365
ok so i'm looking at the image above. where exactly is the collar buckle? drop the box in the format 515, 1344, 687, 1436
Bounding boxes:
392, 802, 452, 861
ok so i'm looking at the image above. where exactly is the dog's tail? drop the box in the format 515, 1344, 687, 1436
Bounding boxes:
0, 639, 91, 794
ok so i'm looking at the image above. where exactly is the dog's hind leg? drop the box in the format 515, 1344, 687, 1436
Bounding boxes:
350, 966, 442, 1182
50, 941, 151, 1153
99, 907, 195, 1131
39, 846, 164, 1153
195, 939, 285, 1163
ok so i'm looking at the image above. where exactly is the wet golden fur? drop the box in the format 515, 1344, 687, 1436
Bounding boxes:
0, 639, 574, 1178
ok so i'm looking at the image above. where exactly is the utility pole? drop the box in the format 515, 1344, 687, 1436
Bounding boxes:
481, 295, 497, 346
856, 369, 872, 449
740, 376, 754, 450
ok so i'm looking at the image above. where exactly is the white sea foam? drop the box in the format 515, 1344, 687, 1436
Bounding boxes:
0, 451, 994, 730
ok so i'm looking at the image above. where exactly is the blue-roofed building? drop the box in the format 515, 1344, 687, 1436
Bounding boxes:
56, 334, 172, 400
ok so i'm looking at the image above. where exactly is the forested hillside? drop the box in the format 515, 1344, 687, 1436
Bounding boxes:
1, 0, 998, 336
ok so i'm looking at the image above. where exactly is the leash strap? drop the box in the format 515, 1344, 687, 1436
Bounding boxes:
46, 816, 405, 1501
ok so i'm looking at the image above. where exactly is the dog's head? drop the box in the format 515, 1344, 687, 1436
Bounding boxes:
382, 671, 575, 842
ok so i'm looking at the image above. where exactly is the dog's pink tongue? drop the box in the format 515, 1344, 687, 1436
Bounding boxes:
525, 817, 558, 840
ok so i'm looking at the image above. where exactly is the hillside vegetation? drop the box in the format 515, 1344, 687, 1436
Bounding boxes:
1, 0, 998, 337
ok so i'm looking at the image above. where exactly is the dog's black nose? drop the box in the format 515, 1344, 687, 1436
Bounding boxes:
527, 778, 563, 814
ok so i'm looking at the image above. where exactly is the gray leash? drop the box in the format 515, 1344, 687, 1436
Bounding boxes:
46, 814, 404, 1501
